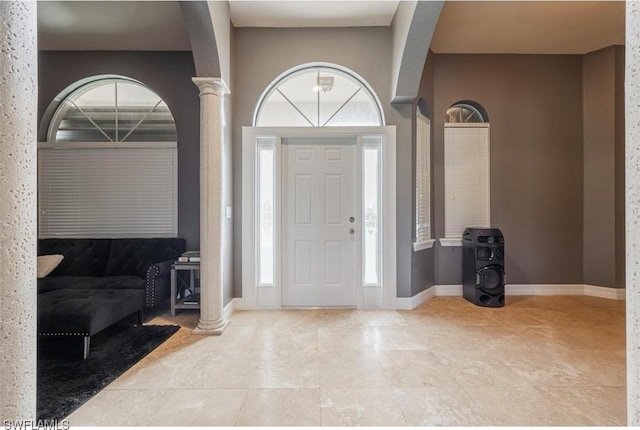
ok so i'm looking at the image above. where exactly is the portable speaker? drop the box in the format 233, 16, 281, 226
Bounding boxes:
462, 228, 505, 307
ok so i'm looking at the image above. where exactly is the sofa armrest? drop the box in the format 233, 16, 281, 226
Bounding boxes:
144, 259, 175, 307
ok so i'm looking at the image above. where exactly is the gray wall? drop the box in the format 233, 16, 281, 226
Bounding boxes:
223, 26, 236, 306
583, 46, 619, 288
615, 45, 625, 289
37, 51, 201, 251
432, 54, 585, 285
395, 101, 414, 297
37, 46, 624, 305
232, 27, 416, 298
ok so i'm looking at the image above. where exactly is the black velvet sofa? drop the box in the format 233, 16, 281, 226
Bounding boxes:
37, 238, 186, 358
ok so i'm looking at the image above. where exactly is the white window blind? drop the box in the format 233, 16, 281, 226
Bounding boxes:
444, 124, 490, 238
38, 143, 177, 238
416, 112, 431, 245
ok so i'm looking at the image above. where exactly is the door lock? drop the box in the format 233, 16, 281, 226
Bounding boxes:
349, 217, 355, 223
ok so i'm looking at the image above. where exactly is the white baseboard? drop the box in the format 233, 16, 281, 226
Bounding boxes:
435, 284, 463, 296
397, 283, 625, 310
394, 286, 435, 310
231, 297, 252, 310
223, 299, 235, 320
506, 284, 584, 296
584, 284, 626, 300
230, 284, 626, 313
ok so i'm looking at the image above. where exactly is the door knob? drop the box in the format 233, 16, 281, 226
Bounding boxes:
349, 228, 355, 234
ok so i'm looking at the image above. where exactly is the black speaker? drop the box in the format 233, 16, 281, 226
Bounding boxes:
462, 228, 505, 307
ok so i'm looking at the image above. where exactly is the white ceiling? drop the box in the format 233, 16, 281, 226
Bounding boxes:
229, 1, 400, 27
37, 1, 625, 55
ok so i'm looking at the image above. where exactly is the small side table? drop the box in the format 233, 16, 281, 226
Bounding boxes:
170, 262, 200, 317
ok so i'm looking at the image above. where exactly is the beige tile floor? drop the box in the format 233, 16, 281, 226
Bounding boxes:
65, 295, 627, 426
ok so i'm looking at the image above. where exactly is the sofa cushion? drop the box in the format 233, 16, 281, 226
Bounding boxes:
84, 276, 146, 290
104, 238, 185, 277
38, 276, 96, 294
38, 239, 112, 277
38, 275, 146, 294
38, 289, 145, 337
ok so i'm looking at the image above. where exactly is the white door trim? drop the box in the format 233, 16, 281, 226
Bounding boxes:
242, 126, 397, 309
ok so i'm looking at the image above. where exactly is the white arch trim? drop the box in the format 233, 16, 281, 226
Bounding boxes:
253, 62, 386, 127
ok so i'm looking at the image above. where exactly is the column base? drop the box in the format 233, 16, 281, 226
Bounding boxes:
193, 318, 229, 336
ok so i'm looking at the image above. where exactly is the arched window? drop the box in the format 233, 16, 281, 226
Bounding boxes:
445, 101, 488, 124
39, 76, 177, 238
444, 101, 491, 240
254, 63, 384, 127
48, 76, 176, 142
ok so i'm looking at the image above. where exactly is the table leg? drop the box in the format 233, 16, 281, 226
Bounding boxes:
171, 266, 176, 317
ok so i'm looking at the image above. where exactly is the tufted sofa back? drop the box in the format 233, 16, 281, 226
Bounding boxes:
38, 238, 186, 277
38, 239, 112, 277
104, 238, 187, 277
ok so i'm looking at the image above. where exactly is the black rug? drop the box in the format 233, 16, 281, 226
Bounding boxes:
37, 323, 180, 421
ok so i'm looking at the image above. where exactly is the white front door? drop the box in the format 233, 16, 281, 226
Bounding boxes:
282, 139, 357, 307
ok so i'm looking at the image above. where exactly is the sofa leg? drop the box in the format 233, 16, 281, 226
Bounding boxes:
137, 308, 144, 326
83, 336, 91, 360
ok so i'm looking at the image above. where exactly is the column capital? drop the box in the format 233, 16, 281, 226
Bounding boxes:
192, 77, 230, 97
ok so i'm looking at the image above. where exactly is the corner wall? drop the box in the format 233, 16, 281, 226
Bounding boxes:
615, 45, 626, 289
410, 50, 436, 296
583, 46, 625, 288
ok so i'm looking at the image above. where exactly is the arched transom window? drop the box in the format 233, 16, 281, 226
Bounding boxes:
254, 64, 384, 127
445, 102, 488, 124
48, 77, 176, 142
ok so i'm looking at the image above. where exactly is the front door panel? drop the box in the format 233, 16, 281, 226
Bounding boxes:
282, 141, 357, 307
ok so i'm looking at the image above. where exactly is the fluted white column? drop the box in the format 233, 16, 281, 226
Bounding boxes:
192, 77, 229, 335
627, 1, 640, 425
0, 1, 37, 420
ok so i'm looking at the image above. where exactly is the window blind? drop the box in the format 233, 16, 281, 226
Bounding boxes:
444, 124, 490, 238
38, 143, 177, 238
416, 113, 431, 244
